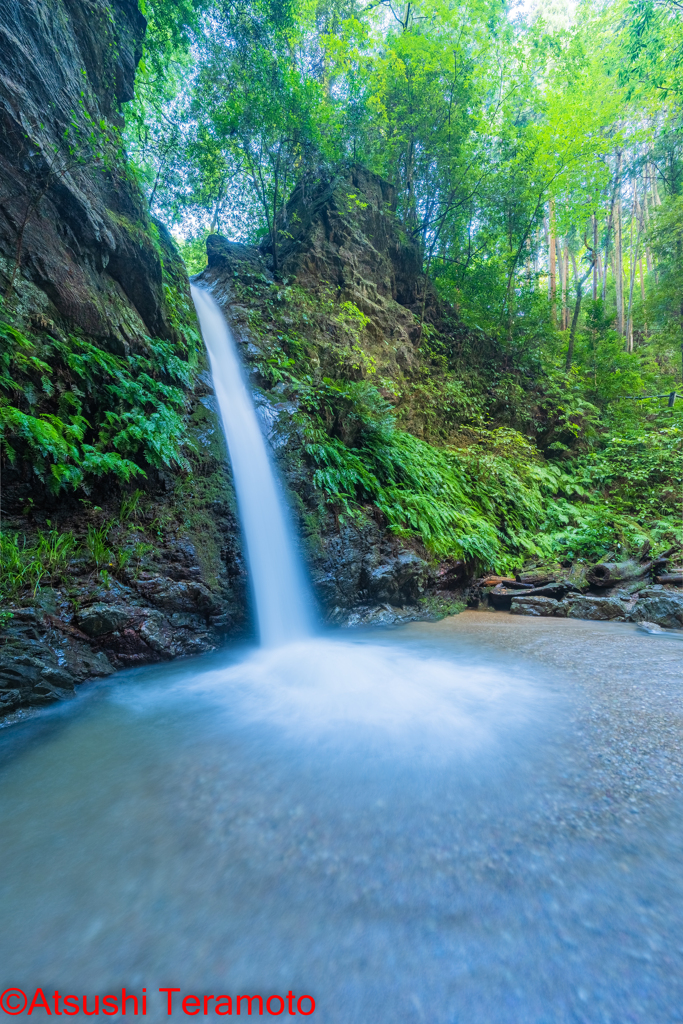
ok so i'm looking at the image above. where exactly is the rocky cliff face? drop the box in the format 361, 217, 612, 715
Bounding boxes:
0, 0, 247, 721
0, 0, 170, 343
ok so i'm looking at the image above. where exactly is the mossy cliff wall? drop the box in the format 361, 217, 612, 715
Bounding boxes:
195, 168, 471, 626
0, 0, 247, 719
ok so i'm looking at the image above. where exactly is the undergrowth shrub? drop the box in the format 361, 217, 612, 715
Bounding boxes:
0, 317, 197, 494
298, 378, 682, 571
0, 529, 78, 601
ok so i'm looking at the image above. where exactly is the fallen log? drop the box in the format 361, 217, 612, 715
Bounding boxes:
655, 574, 683, 585
489, 581, 569, 602
586, 559, 651, 588
482, 578, 534, 590
558, 563, 590, 592
657, 546, 678, 560
516, 562, 563, 585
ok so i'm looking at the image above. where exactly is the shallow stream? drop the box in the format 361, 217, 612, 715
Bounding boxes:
1, 612, 682, 1022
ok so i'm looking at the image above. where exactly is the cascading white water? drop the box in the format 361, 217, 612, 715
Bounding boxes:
191, 284, 311, 647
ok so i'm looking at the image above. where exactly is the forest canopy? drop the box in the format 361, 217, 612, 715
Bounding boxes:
123, 0, 683, 566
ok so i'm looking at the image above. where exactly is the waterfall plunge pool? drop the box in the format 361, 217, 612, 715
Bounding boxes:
2, 288, 681, 1021
1, 611, 683, 1023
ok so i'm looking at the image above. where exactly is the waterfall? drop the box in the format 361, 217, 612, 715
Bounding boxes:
191, 284, 312, 647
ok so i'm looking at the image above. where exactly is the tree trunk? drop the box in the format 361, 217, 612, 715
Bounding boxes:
566, 261, 592, 372
549, 199, 557, 323
615, 190, 624, 335
626, 183, 643, 351
603, 149, 622, 303
565, 280, 581, 370
626, 215, 641, 352
650, 161, 662, 207
561, 242, 569, 330
592, 213, 598, 301
642, 167, 655, 278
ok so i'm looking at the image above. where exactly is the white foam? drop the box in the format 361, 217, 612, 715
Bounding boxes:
125, 638, 543, 755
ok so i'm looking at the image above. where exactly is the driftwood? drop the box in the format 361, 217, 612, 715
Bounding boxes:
586, 559, 651, 588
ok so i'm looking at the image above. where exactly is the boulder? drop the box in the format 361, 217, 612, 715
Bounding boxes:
138, 614, 178, 657
310, 520, 429, 611
39, 666, 76, 690
329, 604, 421, 628
564, 595, 628, 621
0, 654, 46, 690
0, 689, 23, 712
135, 577, 218, 615
510, 596, 562, 617
76, 603, 137, 637
629, 593, 683, 630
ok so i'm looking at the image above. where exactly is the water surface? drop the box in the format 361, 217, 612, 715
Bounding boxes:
1, 612, 682, 1022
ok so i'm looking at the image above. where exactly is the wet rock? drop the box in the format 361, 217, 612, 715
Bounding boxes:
510, 596, 562, 617
27, 691, 62, 706
564, 596, 628, 621
135, 577, 218, 615
31, 681, 75, 701
328, 604, 421, 628
40, 666, 76, 690
0, 655, 46, 690
0, 690, 23, 712
76, 603, 138, 638
630, 593, 683, 630
366, 551, 429, 603
0, 614, 116, 718
62, 649, 115, 682
310, 520, 429, 614
138, 613, 177, 657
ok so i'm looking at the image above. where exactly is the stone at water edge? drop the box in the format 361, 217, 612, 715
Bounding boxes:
510, 596, 562, 617
636, 620, 683, 639
564, 595, 630, 621
629, 593, 683, 630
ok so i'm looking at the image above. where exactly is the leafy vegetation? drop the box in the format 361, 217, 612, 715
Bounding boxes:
0, 315, 197, 494
118, 0, 683, 574
4, 0, 683, 583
